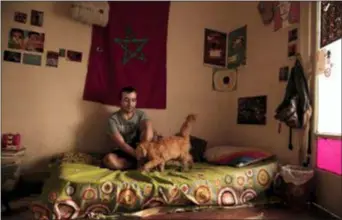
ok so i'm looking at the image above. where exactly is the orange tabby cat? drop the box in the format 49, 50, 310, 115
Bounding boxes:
136, 114, 197, 172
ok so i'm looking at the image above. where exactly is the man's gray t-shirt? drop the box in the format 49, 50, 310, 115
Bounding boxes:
108, 110, 149, 148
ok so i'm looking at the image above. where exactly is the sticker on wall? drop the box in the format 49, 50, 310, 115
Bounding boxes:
227, 25, 247, 70
257, 1, 275, 25
14, 12, 27, 24
203, 28, 227, 67
8, 28, 25, 50
279, 66, 289, 81
3, 50, 21, 63
23, 53, 41, 66
288, 28, 298, 43
320, 1, 342, 48
237, 95, 267, 125
59, 49, 66, 57
288, 43, 297, 58
46, 51, 59, 68
8, 28, 45, 53
67, 50, 83, 62
274, 1, 300, 31
30, 10, 44, 27
212, 68, 237, 92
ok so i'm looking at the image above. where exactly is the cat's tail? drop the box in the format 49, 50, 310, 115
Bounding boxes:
179, 114, 197, 139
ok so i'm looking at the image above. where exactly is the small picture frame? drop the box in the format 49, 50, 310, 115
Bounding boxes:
288, 28, 298, 43
30, 10, 44, 27
14, 12, 27, 24
67, 50, 83, 62
288, 43, 297, 57
279, 66, 289, 81
59, 49, 66, 57
203, 28, 227, 67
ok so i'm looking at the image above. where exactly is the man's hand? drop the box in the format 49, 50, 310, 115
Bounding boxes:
111, 131, 136, 158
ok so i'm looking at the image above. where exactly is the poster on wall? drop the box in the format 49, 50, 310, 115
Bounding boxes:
273, 1, 300, 31
67, 50, 83, 62
203, 28, 227, 67
46, 51, 59, 67
3, 50, 21, 63
212, 69, 237, 92
23, 53, 41, 66
8, 28, 45, 52
14, 12, 27, 24
237, 95, 267, 125
227, 25, 247, 70
320, 1, 342, 48
279, 66, 289, 81
257, 1, 275, 25
31, 10, 44, 27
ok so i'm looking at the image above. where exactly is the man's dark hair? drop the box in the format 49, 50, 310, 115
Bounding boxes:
28, 31, 39, 38
10, 28, 24, 37
119, 86, 137, 99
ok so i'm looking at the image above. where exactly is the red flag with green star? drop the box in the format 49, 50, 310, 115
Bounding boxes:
83, 2, 170, 109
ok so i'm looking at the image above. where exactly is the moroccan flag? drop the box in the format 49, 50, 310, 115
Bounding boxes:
83, 2, 170, 109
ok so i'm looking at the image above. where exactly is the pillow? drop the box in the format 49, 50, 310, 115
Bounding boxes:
189, 135, 207, 162
174, 133, 207, 162
204, 146, 274, 167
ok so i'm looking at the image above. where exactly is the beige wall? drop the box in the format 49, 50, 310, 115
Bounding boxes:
1, 1, 301, 169
1, 2, 340, 216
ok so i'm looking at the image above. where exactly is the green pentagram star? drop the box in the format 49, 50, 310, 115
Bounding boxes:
114, 27, 148, 65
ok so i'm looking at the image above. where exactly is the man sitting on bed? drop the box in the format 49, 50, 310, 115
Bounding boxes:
103, 86, 154, 170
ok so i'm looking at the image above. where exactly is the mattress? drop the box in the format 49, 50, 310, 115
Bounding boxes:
31, 159, 278, 219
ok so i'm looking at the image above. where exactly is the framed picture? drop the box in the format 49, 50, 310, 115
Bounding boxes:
8, 28, 45, 53
31, 10, 44, 27
227, 25, 247, 70
237, 95, 267, 125
203, 28, 227, 67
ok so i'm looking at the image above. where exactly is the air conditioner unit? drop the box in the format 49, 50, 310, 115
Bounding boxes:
70, 2, 109, 27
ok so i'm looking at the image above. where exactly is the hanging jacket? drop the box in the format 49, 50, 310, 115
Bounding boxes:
274, 58, 312, 166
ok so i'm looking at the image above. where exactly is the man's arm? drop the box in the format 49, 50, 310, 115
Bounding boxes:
139, 112, 154, 142
110, 132, 136, 158
108, 118, 136, 158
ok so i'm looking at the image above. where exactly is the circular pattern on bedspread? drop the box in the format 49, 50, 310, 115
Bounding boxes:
101, 181, 114, 194
169, 186, 181, 201
225, 175, 233, 184
85, 204, 110, 215
257, 169, 270, 186
82, 187, 98, 200
237, 176, 245, 186
180, 184, 189, 194
246, 169, 254, 178
142, 197, 165, 209
66, 185, 75, 196
240, 189, 257, 204
54, 199, 80, 220
217, 187, 238, 206
31, 203, 51, 220
194, 185, 211, 204
117, 188, 138, 207
143, 184, 153, 197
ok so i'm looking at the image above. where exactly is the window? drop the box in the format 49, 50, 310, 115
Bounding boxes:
315, 1, 341, 175
316, 39, 341, 136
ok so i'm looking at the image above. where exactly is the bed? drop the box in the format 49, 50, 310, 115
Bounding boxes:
31, 152, 278, 220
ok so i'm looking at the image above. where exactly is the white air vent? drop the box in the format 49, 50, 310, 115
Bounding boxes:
70, 2, 109, 27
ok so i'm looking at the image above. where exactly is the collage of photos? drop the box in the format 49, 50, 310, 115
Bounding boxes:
8, 28, 45, 52
3, 9, 83, 68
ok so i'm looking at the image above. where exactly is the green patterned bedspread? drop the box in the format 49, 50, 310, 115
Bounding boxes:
31, 159, 278, 219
